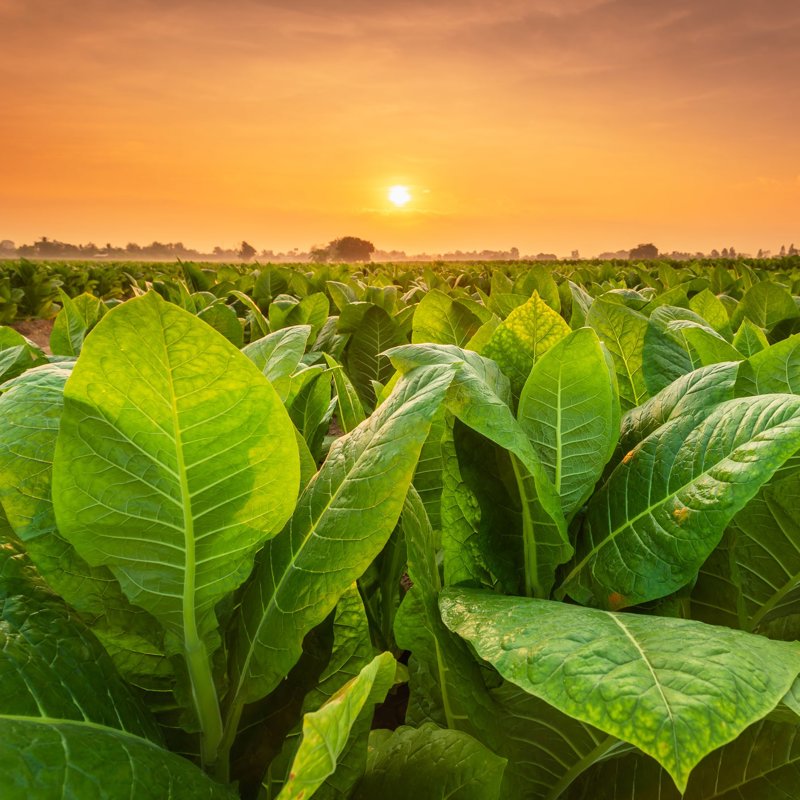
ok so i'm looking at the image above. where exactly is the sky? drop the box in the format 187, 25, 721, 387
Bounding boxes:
1, 0, 799, 256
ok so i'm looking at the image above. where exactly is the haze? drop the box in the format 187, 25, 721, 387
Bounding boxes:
1, 0, 798, 256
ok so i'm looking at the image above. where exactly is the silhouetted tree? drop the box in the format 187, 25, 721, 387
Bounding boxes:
239, 241, 257, 261
629, 243, 659, 260
329, 236, 375, 262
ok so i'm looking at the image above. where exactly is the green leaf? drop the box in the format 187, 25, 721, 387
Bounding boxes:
440, 419, 523, 593
412, 289, 483, 347
323, 353, 365, 434
276, 652, 397, 800
229, 289, 270, 341
515, 265, 560, 312
0, 550, 235, 799
735, 333, 800, 396
52, 292, 300, 757
697, 472, 800, 635
254, 267, 289, 307
688, 289, 733, 339
0, 327, 46, 383
677, 325, 744, 366
0, 362, 170, 685
50, 290, 107, 356
395, 486, 489, 730
396, 489, 613, 799
642, 307, 698, 396
242, 325, 312, 400
587, 298, 648, 410
264, 585, 376, 799
731, 281, 799, 331
785, 680, 800, 717
285, 293, 330, 340
197, 302, 245, 347
517, 328, 620, 518
354, 723, 506, 800
618, 361, 739, 455
733, 318, 769, 357
225, 365, 455, 725
388, 344, 570, 597
288, 370, 333, 460
440, 588, 800, 792
568, 720, 800, 800
483, 291, 571, 398
344, 305, 405, 408
568, 281, 594, 328
560, 394, 800, 608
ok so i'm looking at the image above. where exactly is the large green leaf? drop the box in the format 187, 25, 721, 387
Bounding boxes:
412, 289, 483, 347
688, 288, 733, 339
735, 333, 800, 396
617, 361, 738, 454
587, 298, 648, 410
0, 362, 169, 684
734, 473, 800, 632
567, 720, 800, 800
693, 472, 800, 636
388, 344, 570, 597
242, 325, 312, 400
560, 394, 800, 608
733, 318, 769, 357
675, 325, 743, 367
225, 365, 456, 730
518, 328, 619, 518
276, 652, 397, 800
483, 291, 570, 398
731, 281, 799, 331
440, 589, 800, 792
354, 723, 506, 800
52, 292, 300, 756
344, 305, 405, 408
0, 547, 234, 800
196, 302, 244, 347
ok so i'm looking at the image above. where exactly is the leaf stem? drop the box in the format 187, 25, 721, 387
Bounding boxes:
511, 454, 538, 598
185, 637, 224, 768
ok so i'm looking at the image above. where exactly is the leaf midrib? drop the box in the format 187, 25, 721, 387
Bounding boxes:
228, 372, 449, 714
0, 712, 162, 750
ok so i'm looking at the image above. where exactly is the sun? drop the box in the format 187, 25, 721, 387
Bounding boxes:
388, 185, 411, 207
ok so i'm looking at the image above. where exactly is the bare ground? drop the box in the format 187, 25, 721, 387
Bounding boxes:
12, 318, 54, 355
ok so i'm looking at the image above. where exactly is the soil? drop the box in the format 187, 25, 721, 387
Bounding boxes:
11, 318, 54, 355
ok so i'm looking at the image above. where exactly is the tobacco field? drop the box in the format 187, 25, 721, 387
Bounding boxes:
1, 258, 800, 799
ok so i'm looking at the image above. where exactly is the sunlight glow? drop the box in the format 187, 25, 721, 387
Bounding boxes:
388, 185, 411, 207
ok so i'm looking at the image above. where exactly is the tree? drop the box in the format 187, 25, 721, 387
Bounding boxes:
629, 243, 659, 260
329, 236, 375, 262
309, 246, 330, 263
239, 241, 257, 261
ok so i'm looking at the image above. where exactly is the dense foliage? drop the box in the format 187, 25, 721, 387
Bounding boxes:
1, 259, 800, 799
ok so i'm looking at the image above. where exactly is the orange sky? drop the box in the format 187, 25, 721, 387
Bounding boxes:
1, 0, 798, 256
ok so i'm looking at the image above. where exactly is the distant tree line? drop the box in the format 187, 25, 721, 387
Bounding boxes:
0, 235, 797, 263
